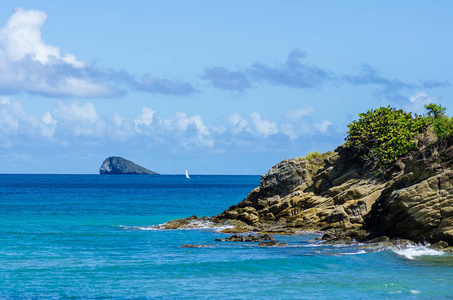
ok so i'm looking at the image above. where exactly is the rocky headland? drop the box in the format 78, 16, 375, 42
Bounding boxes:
99, 156, 159, 175
162, 131, 453, 249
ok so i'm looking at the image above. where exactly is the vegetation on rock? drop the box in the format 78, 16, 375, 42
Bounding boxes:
299, 151, 330, 165
426, 103, 453, 138
298, 151, 332, 173
346, 103, 452, 170
346, 106, 428, 169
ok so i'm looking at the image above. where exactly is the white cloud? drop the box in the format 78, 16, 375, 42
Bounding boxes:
223, 108, 333, 141
0, 97, 22, 136
161, 112, 213, 147
108, 114, 135, 142
134, 107, 156, 131
406, 91, 437, 115
0, 97, 341, 155
224, 112, 248, 133
112, 114, 124, 127
314, 120, 334, 133
52, 101, 98, 123
224, 112, 278, 137
280, 122, 310, 141
50, 101, 106, 138
409, 91, 434, 103
40, 111, 57, 139
0, 8, 121, 97
0, 8, 196, 98
249, 112, 278, 137
0, 8, 83, 66
285, 107, 315, 120
280, 107, 313, 140
0, 97, 45, 147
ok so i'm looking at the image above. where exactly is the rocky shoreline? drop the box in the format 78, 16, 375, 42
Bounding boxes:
161, 132, 453, 251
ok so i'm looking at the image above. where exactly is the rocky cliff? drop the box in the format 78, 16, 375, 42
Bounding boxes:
164, 132, 453, 246
99, 157, 159, 175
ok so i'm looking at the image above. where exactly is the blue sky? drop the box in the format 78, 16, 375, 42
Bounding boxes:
0, 1, 452, 174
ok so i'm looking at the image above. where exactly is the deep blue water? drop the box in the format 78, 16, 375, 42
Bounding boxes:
1, 174, 453, 299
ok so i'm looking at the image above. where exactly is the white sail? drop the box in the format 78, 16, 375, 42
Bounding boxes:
185, 170, 190, 179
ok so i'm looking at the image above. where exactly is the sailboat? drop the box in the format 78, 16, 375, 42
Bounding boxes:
185, 170, 190, 179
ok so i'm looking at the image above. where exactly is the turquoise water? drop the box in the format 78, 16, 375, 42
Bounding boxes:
1, 175, 452, 299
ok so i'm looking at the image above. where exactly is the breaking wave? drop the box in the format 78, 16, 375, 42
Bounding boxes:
392, 245, 444, 260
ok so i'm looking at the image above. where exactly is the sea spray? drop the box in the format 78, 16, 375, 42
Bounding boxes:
392, 245, 444, 260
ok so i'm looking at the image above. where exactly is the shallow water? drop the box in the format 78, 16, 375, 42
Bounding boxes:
1, 174, 452, 299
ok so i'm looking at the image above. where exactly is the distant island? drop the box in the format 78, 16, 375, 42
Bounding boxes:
99, 157, 159, 175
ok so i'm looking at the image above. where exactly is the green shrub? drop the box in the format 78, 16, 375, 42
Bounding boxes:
299, 151, 330, 165
346, 106, 428, 170
425, 103, 453, 138
425, 103, 446, 118
305, 151, 322, 162
430, 116, 453, 138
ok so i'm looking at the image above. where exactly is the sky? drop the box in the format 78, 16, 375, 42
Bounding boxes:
0, 1, 452, 175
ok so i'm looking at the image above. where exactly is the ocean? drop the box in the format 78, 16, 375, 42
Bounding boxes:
1, 174, 452, 299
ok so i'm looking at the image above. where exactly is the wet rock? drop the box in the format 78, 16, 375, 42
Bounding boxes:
430, 240, 450, 249
258, 241, 288, 247
215, 234, 275, 242
160, 215, 211, 229
220, 227, 253, 234
181, 244, 205, 248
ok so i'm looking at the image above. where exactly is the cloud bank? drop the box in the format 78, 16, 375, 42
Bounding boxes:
344, 65, 447, 101
1, 8, 446, 102
250, 50, 333, 88
0, 97, 339, 151
202, 67, 251, 91
0, 8, 196, 98
201, 51, 447, 105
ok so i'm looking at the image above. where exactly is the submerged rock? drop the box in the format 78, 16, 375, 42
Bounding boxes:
215, 234, 275, 242
258, 241, 288, 247
215, 234, 288, 247
181, 244, 206, 248
99, 156, 159, 175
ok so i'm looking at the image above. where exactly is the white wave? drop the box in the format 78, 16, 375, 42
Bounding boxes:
118, 225, 158, 231
135, 219, 236, 232
332, 243, 357, 248
133, 226, 158, 231
393, 245, 444, 260
344, 250, 367, 255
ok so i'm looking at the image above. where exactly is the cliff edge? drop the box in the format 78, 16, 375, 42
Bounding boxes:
99, 157, 159, 175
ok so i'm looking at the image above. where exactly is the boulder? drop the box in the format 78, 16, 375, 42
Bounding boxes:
215, 234, 275, 242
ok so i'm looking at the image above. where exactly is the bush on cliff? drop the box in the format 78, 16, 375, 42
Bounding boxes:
425, 103, 453, 138
346, 106, 428, 170
299, 151, 329, 165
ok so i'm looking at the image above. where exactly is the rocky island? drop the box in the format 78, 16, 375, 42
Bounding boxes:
162, 104, 453, 248
99, 156, 159, 175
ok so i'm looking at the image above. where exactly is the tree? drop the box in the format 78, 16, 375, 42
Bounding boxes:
425, 103, 446, 118
425, 103, 453, 138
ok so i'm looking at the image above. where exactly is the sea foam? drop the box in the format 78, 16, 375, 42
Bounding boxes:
392, 245, 444, 260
